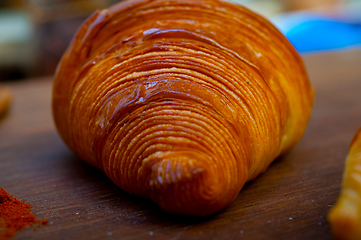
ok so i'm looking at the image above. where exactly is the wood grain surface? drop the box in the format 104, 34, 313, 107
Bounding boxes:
1, 48, 361, 240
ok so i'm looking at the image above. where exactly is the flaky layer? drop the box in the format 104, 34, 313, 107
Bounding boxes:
52, 0, 313, 215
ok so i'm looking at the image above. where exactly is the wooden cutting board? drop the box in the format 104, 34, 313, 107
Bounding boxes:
1, 49, 361, 240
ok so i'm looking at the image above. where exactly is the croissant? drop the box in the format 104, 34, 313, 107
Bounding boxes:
328, 128, 361, 240
0, 85, 11, 118
52, 0, 314, 216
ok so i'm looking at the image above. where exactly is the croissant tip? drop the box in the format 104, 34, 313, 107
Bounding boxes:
143, 153, 236, 216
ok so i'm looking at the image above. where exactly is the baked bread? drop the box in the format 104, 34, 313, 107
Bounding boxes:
328, 128, 361, 240
0, 85, 11, 118
52, 0, 314, 216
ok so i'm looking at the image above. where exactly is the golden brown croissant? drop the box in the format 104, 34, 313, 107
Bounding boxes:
52, 0, 314, 216
0, 85, 11, 118
328, 128, 361, 240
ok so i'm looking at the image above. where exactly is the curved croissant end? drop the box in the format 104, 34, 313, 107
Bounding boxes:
328, 128, 361, 240
52, 0, 314, 216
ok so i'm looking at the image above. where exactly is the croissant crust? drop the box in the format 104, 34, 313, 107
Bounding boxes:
328, 128, 361, 240
52, 0, 314, 216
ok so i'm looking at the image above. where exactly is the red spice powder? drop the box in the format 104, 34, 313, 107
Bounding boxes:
0, 188, 47, 240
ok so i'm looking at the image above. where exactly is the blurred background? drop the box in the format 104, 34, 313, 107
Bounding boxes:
0, 0, 360, 81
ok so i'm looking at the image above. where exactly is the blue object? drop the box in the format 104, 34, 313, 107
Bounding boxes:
272, 13, 361, 53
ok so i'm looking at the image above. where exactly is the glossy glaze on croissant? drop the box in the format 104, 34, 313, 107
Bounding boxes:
52, 0, 314, 216
328, 128, 361, 240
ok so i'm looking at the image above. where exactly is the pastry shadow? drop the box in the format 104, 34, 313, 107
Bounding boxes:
62, 151, 219, 226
